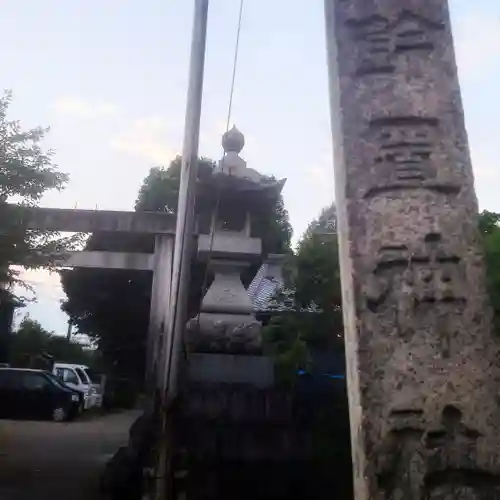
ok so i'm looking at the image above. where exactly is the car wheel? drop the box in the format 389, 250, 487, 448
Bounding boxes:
52, 406, 69, 422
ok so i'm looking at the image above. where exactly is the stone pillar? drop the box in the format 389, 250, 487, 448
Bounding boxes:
0, 290, 15, 365
146, 234, 174, 390
325, 1, 500, 499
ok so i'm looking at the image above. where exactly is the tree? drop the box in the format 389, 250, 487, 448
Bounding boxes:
479, 210, 500, 330
264, 207, 500, 387
295, 205, 342, 342
10, 316, 92, 367
262, 203, 342, 385
262, 204, 350, 488
0, 91, 81, 364
61, 157, 292, 379
0, 91, 80, 291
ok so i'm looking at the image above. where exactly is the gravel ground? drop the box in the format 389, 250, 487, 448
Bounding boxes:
0, 410, 141, 500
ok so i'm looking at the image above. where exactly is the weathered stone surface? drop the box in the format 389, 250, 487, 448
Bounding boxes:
186, 354, 274, 388
12, 205, 177, 234
52, 251, 154, 270
324, 0, 500, 498
197, 234, 261, 259
185, 313, 262, 354
147, 235, 174, 389
200, 260, 255, 315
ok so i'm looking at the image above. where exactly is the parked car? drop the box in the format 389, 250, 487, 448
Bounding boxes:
53, 362, 100, 410
0, 368, 81, 422
45, 371, 85, 416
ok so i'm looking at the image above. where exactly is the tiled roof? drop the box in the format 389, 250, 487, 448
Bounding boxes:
247, 259, 321, 313
247, 261, 284, 311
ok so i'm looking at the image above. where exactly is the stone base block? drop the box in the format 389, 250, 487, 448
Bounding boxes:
185, 313, 262, 354
187, 353, 274, 388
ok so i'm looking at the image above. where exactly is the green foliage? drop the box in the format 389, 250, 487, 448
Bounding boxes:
480, 210, 500, 330
61, 157, 292, 379
262, 313, 310, 386
262, 203, 343, 385
0, 91, 80, 294
478, 210, 500, 235
0, 91, 66, 201
135, 157, 215, 213
264, 208, 500, 387
295, 203, 343, 346
295, 204, 340, 311
255, 180, 293, 254
10, 316, 92, 367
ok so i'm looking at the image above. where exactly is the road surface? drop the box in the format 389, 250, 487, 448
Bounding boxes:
0, 410, 141, 500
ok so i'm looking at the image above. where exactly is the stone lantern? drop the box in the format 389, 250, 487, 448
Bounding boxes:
186, 126, 286, 387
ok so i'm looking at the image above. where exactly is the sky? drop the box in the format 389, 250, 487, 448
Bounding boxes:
2, 0, 499, 334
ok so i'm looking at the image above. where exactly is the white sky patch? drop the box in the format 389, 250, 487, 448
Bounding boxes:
110, 116, 179, 165
53, 97, 119, 120
453, 13, 500, 79
471, 148, 500, 209
200, 119, 232, 158
474, 163, 500, 182
14, 268, 64, 302
307, 164, 330, 182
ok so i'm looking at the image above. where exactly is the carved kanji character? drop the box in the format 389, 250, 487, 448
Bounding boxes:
347, 11, 444, 76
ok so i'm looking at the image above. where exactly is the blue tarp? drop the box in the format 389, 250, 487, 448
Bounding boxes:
297, 369, 345, 380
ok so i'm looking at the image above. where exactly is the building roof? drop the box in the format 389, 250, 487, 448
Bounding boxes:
247, 257, 321, 313
247, 260, 284, 311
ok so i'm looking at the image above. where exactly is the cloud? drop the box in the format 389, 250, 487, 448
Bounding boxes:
453, 13, 500, 77
13, 268, 65, 302
53, 97, 119, 119
200, 119, 226, 153
472, 147, 499, 183
110, 117, 178, 164
306, 164, 331, 182
475, 164, 499, 182
305, 150, 335, 185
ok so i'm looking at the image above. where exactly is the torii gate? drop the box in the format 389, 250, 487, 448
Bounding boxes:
13, 205, 179, 387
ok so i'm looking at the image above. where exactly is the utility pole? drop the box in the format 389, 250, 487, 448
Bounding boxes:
66, 319, 73, 342
162, 0, 209, 402
153, 2, 209, 499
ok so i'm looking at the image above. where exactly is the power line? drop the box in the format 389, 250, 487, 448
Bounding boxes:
195, 0, 246, 332
225, 0, 245, 132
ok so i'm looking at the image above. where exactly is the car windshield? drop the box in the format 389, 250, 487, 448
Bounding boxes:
75, 367, 90, 384
44, 372, 68, 390
83, 368, 100, 384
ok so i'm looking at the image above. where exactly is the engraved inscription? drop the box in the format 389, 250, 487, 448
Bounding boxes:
425, 405, 480, 452
346, 10, 444, 76
423, 406, 500, 500
377, 409, 425, 500
366, 233, 465, 311
364, 117, 460, 198
376, 406, 498, 500
365, 234, 465, 344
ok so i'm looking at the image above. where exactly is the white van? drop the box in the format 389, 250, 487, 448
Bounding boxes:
53, 363, 102, 410
80, 365, 104, 409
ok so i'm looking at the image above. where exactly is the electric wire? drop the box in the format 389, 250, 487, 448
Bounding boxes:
193, 0, 245, 333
